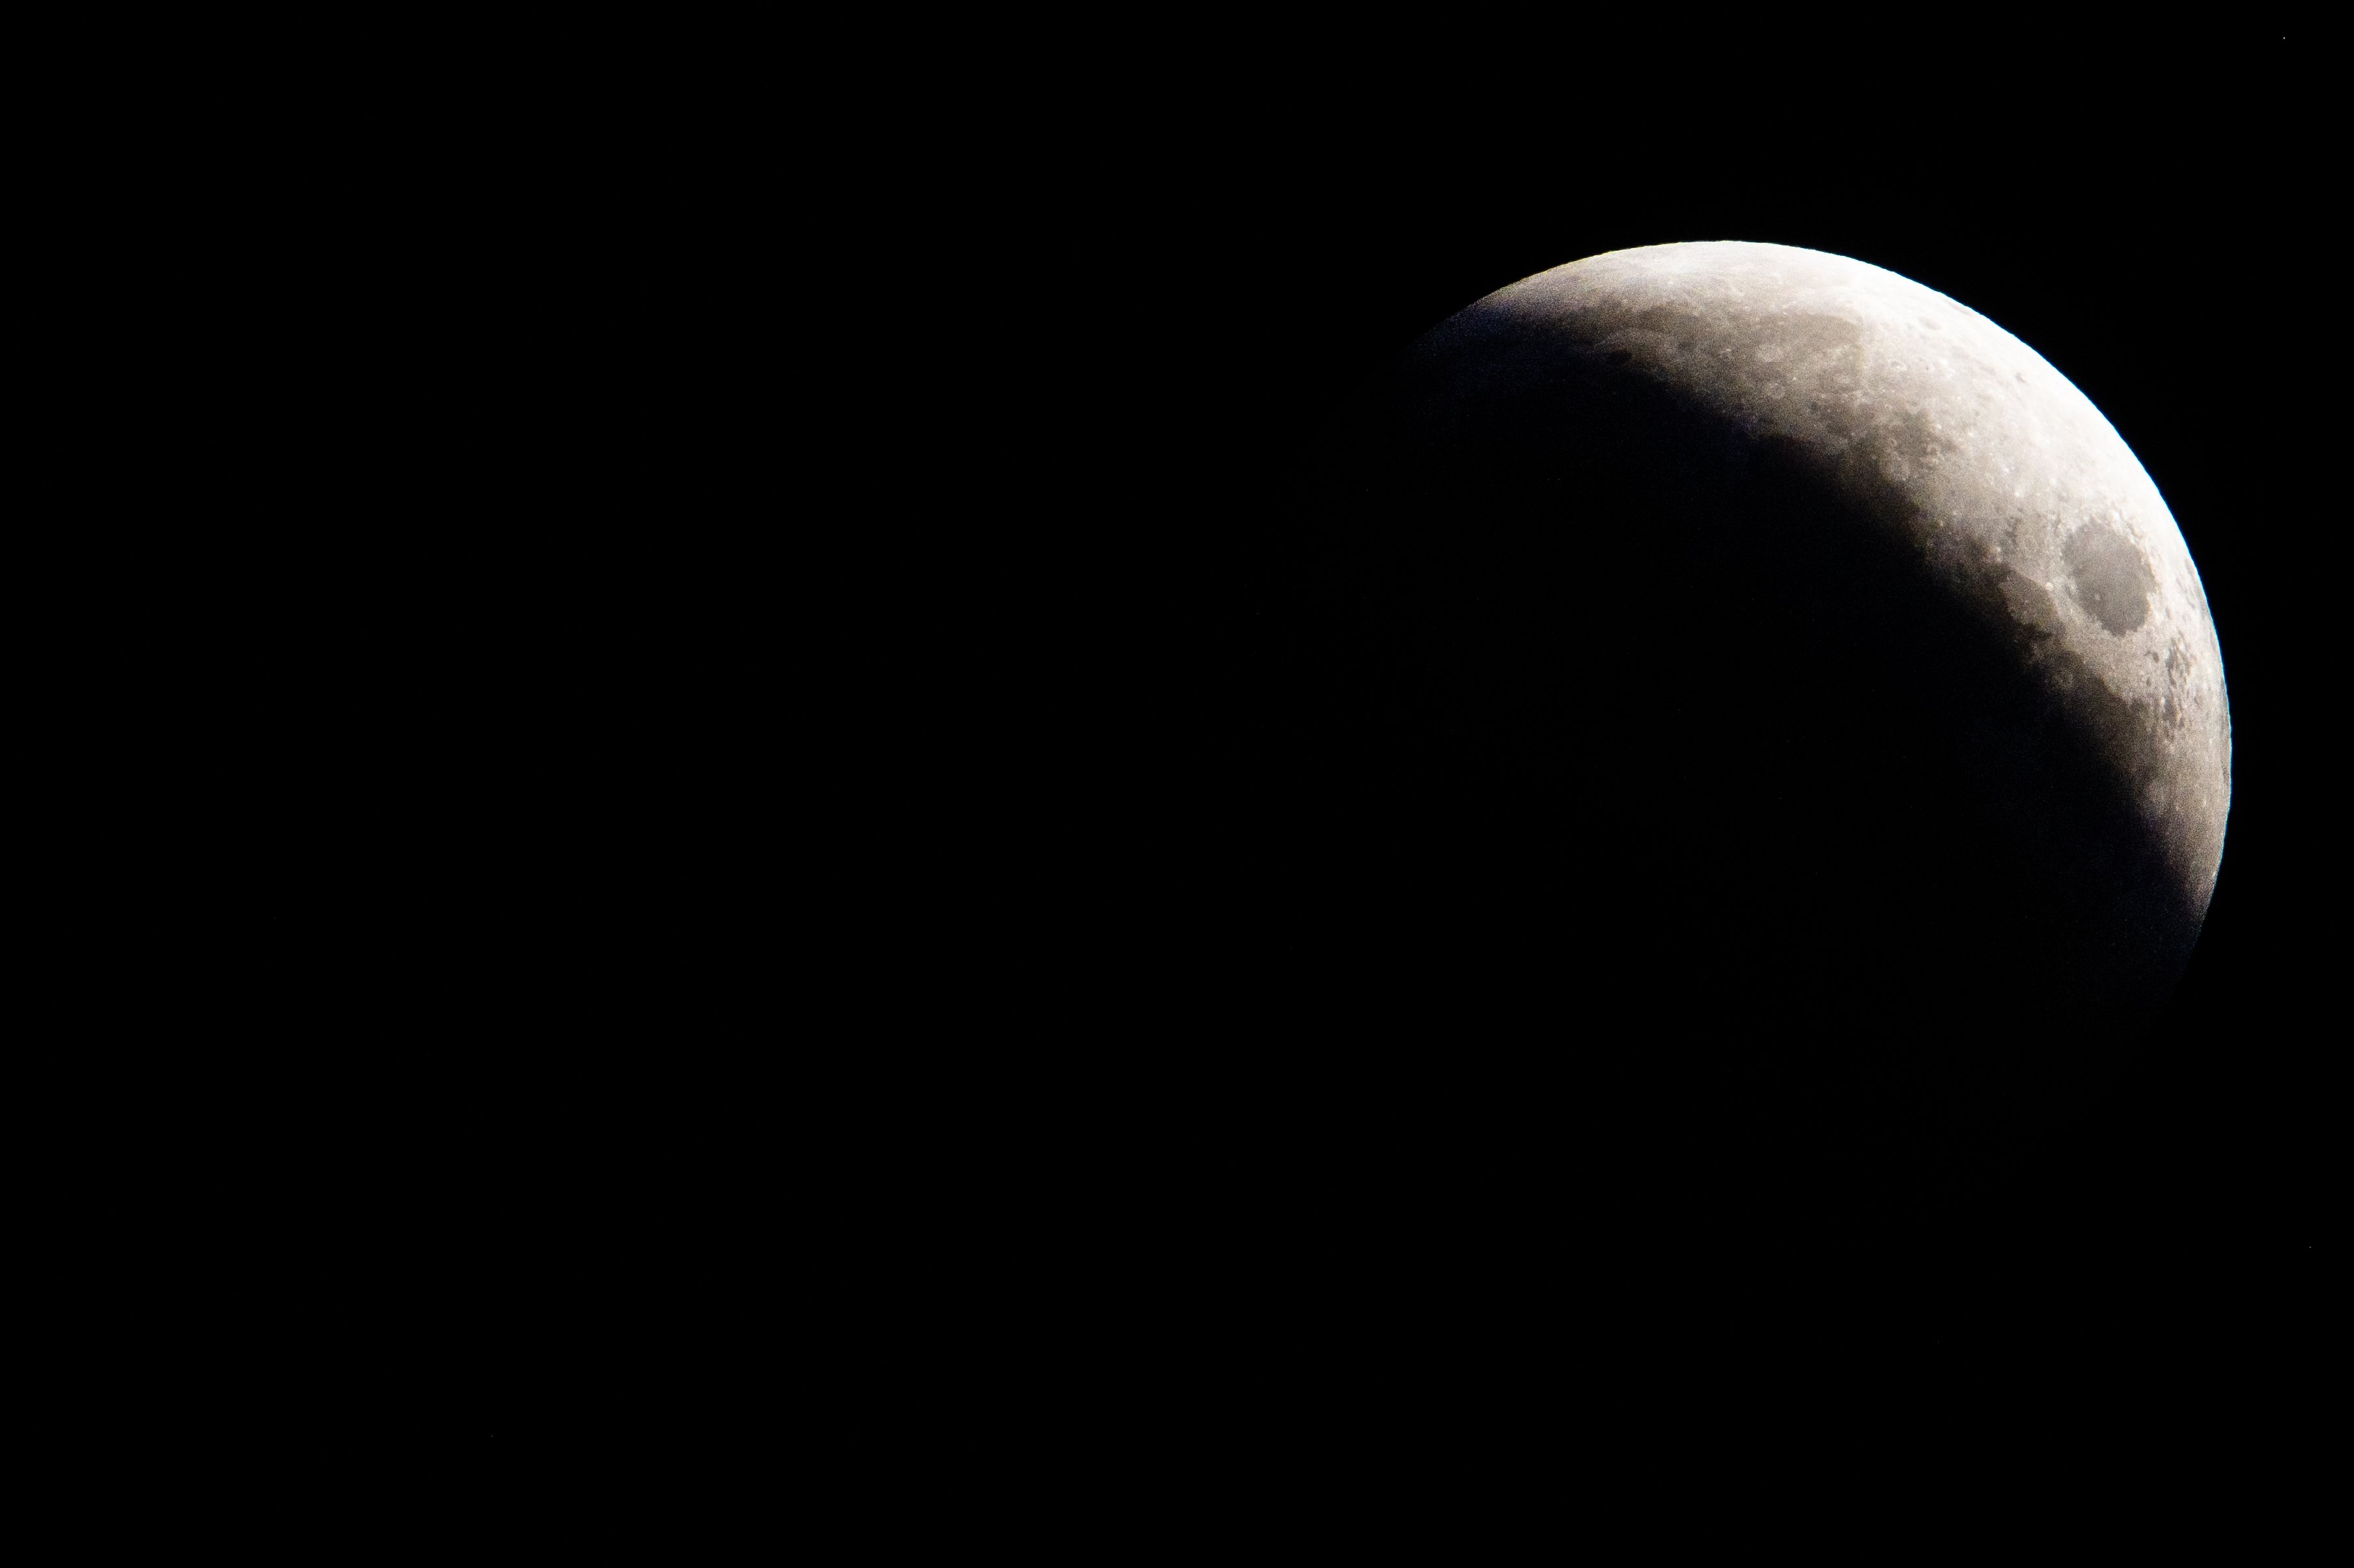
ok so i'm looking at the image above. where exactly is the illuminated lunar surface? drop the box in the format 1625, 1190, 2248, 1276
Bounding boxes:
1367, 242, 2230, 1074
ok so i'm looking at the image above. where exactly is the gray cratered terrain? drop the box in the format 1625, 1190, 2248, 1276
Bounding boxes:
1347, 242, 2230, 1094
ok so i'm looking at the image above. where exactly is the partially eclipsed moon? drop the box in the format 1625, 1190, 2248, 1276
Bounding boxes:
1368, 242, 2230, 1070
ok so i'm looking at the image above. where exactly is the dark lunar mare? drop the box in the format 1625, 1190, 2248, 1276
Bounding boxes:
1248, 309, 2204, 1125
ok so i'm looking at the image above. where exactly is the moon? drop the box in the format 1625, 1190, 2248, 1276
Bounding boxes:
1345, 242, 2229, 1101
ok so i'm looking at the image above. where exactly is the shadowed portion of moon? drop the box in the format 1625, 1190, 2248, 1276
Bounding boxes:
1300, 243, 2229, 1113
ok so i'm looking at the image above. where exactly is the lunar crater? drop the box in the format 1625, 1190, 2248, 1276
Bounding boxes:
2063, 524, 2159, 636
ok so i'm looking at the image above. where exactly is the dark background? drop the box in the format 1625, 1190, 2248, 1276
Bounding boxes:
1041, 49, 2331, 1280
305, 38, 2329, 1479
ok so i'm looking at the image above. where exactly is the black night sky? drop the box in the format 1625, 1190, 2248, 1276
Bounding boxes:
382, 33, 2332, 1479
